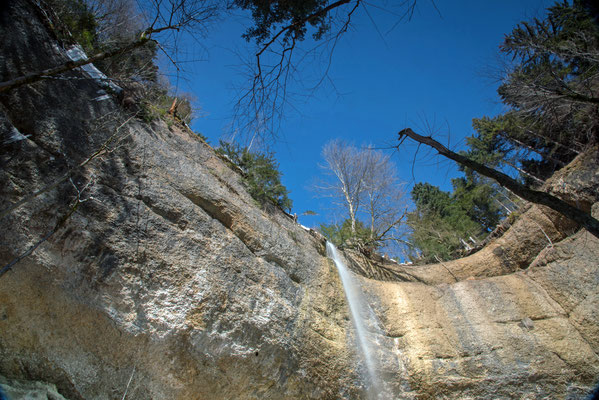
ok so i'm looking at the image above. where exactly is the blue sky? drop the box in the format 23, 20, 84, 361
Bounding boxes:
170, 0, 554, 229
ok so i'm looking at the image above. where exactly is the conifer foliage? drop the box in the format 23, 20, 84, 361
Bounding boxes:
233, 0, 336, 45
406, 1, 599, 262
217, 141, 292, 212
407, 181, 508, 263
482, 0, 599, 180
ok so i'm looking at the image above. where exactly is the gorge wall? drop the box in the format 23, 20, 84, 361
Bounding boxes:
1, 1, 598, 399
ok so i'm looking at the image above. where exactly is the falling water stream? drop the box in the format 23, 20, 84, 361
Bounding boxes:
326, 242, 390, 399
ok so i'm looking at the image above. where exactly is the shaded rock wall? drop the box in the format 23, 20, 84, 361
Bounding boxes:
0, 2, 356, 398
0, 375, 68, 400
1, 1, 598, 399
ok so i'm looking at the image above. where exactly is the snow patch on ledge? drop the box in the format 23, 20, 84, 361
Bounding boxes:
3, 127, 30, 145
66, 45, 122, 95
300, 224, 311, 232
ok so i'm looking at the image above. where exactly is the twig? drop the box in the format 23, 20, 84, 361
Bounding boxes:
121, 365, 136, 400
527, 215, 554, 247
0, 115, 134, 220
434, 255, 458, 282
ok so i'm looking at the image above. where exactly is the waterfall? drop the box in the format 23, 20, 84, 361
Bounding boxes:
326, 242, 389, 399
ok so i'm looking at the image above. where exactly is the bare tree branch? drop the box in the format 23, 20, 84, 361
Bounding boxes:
233, 0, 364, 142
0, 36, 150, 93
0, 115, 135, 220
0, 0, 217, 94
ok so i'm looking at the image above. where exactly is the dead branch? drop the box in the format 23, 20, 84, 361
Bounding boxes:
398, 127, 599, 238
0, 115, 134, 220
0, 34, 150, 94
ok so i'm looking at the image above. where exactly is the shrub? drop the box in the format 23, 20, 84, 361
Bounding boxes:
217, 141, 292, 211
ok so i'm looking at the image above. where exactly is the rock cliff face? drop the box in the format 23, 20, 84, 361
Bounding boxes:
0, 1, 598, 399
356, 210, 599, 399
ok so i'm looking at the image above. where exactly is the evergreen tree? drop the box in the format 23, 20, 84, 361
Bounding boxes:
469, 113, 573, 184
498, 0, 599, 157
233, 0, 335, 45
450, 174, 503, 232
217, 141, 292, 212
461, 2, 599, 186
407, 179, 506, 263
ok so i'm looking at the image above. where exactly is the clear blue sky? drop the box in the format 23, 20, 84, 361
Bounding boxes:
170, 0, 554, 229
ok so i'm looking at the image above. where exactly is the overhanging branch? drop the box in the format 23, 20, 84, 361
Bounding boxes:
397, 128, 599, 238
0, 35, 151, 94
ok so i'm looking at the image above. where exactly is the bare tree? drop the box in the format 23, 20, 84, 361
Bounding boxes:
85, 0, 141, 42
318, 140, 408, 248
320, 139, 368, 235
362, 149, 408, 246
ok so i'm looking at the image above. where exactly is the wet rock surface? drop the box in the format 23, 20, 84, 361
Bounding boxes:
360, 222, 599, 399
1, 1, 598, 399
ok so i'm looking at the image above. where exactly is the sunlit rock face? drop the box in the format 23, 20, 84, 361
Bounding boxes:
1, 1, 598, 399
360, 216, 599, 399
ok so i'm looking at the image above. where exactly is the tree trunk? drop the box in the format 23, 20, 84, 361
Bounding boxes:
349, 205, 357, 234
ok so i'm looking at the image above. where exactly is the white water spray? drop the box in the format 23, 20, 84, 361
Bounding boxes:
326, 242, 388, 399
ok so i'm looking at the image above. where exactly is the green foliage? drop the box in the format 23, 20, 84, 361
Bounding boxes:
497, 0, 599, 155
464, 1, 599, 186
47, 0, 99, 53
97, 40, 159, 84
233, 0, 332, 45
451, 176, 502, 231
54, 0, 159, 83
319, 219, 371, 249
470, 113, 572, 183
50, 0, 190, 125
194, 131, 209, 142
501, 1, 598, 67
450, 2, 599, 197
411, 183, 451, 216
48, 0, 169, 118
407, 2, 599, 263
407, 213, 465, 262
217, 141, 292, 211
407, 180, 506, 263
139, 88, 195, 125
